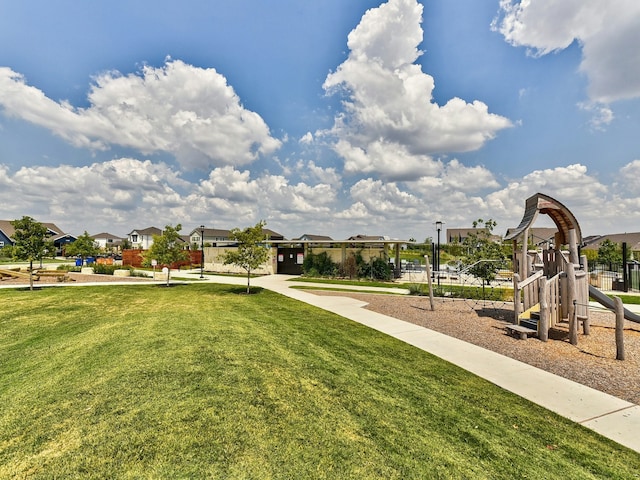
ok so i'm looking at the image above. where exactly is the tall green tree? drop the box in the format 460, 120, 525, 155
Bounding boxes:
222, 220, 270, 294
597, 239, 622, 270
144, 224, 189, 286
65, 231, 100, 266
462, 219, 507, 295
10, 216, 51, 290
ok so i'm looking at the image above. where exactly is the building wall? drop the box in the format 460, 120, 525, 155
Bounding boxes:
304, 246, 388, 264
203, 246, 277, 275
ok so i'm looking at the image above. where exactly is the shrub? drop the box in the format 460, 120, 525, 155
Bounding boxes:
302, 252, 338, 277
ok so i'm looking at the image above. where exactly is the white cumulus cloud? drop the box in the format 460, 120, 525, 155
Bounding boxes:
322, 0, 512, 178
0, 59, 281, 170
493, 0, 640, 105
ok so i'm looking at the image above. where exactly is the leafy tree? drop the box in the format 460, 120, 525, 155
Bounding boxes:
10, 216, 51, 290
65, 231, 100, 265
143, 224, 189, 286
597, 239, 622, 270
462, 219, 507, 296
222, 220, 270, 293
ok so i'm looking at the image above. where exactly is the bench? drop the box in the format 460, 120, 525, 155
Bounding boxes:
34, 271, 73, 282
505, 324, 537, 340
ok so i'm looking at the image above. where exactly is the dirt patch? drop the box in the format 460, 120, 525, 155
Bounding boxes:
310, 291, 640, 405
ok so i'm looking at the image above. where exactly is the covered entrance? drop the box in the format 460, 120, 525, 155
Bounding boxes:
277, 247, 305, 274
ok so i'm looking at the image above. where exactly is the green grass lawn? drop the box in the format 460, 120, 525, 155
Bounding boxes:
1, 284, 639, 478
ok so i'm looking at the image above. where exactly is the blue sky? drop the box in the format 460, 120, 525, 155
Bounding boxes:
1, 0, 639, 241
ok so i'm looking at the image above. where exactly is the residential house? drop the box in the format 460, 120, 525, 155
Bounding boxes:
292, 234, 334, 243
582, 232, 640, 260
0, 219, 76, 254
189, 227, 285, 247
262, 229, 284, 241
91, 232, 124, 252
127, 227, 162, 249
189, 227, 232, 247
446, 228, 502, 244
503, 227, 558, 247
0, 220, 14, 248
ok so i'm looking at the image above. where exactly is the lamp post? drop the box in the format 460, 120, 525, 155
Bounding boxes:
200, 225, 205, 279
435, 221, 443, 287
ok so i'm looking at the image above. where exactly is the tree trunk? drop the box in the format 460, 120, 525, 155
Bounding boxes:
166, 269, 171, 287
246, 269, 251, 294
29, 259, 34, 291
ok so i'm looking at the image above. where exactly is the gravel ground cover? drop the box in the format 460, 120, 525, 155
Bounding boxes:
310, 290, 640, 405
0, 272, 153, 286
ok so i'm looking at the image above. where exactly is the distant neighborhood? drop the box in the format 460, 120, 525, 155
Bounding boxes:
2, 219, 639, 259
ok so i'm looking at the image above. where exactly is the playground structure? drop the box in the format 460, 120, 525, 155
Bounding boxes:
506, 193, 640, 342
0, 268, 71, 282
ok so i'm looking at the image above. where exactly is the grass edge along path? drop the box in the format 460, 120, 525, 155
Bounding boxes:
1, 284, 639, 479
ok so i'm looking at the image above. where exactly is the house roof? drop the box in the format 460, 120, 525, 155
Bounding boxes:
504, 227, 558, 245
128, 227, 162, 236
582, 232, 640, 251
191, 228, 232, 237
91, 232, 124, 240
0, 219, 66, 241
262, 228, 284, 240
292, 234, 334, 241
446, 228, 501, 243
0, 220, 16, 240
347, 234, 386, 241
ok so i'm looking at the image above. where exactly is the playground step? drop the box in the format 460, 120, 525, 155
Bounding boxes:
519, 318, 538, 331
530, 311, 541, 321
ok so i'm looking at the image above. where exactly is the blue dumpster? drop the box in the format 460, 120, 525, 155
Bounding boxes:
75, 258, 82, 266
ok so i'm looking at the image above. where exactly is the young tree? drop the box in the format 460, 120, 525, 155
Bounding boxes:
222, 220, 270, 294
65, 231, 100, 266
10, 216, 50, 290
462, 219, 507, 296
143, 224, 189, 286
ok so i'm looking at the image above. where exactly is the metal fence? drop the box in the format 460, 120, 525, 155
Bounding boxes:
588, 262, 640, 292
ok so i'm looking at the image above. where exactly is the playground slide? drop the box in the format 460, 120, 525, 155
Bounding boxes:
588, 285, 640, 323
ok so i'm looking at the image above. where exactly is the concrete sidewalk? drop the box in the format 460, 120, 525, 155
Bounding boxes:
253, 274, 640, 454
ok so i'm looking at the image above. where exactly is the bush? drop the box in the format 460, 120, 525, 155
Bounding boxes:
302, 252, 338, 277
92, 264, 121, 275
57, 265, 81, 272
356, 256, 392, 281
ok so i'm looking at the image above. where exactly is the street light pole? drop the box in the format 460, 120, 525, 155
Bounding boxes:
200, 225, 205, 279
435, 221, 443, 287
